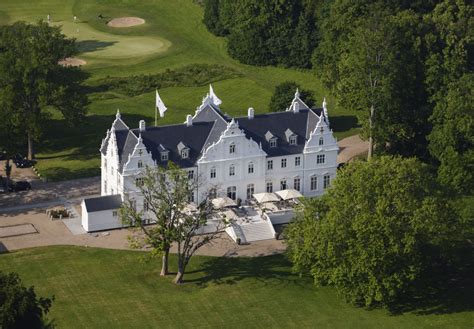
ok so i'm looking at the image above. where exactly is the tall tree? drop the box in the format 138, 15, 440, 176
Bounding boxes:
120, 164, 189, 276
286, 156, 461, 307
0, 271, 54, 329
120, 163, 226, 282
313, 1, 435, 159
0, 21, 88, 160
425, 0, 473, 193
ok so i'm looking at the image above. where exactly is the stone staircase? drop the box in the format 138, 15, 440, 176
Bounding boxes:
239, 221, 275, 242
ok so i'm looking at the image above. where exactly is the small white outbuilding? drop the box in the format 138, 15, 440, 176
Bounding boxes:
81, 195, 123, 232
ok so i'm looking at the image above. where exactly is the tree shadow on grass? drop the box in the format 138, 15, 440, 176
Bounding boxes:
76, 40, 117, 53
389, 249, 474, 316
188, 255, 309, 288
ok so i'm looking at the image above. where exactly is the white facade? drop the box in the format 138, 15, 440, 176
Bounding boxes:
98, 91, 339, 214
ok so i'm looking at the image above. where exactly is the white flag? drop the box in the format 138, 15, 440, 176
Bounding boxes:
156, 90, 167, 118
209, 84, 222, 106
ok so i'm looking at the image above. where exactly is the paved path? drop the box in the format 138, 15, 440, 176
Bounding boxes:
0, 208, 286, 257
0, 176, 100, 210
337, 134, 369, 163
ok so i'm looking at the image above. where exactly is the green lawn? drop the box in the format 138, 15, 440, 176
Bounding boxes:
0, 0, 360, 181
0, 246, 471, 328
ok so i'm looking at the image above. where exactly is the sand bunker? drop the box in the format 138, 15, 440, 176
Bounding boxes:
58, 57, 87, 67
107, 17, 145, 28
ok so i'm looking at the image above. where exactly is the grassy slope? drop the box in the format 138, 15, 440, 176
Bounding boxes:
0, 246, 470, 328
0, 0, 360, 181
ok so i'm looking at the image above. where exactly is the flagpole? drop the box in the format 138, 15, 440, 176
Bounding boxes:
155, 89, 157, 126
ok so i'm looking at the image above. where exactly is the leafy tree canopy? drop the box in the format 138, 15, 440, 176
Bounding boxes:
286, 156, 462, 307
0, 21, 88, 159
0, 271, 53, 329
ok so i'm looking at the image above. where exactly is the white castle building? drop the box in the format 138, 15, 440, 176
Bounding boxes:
81, 89, 339, 233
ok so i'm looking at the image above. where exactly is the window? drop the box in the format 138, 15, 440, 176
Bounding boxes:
324, 175, 331, 189
269, 138, 277, 148
246, 184, 255, 200
294, 177, 301, 191
188, 170, 194, 180
227, 186, 237, 200
281, 158, 287, 168
138, 149, 143, 156
112, 210, 118, 217
181, 149, 189, 159
267, 160, 273, 170
319, 137, 324, 146
248, 162, 254, 174
289, 135, 297, 145
161, 152, 168, 162
317, 154, 326, 164
144, 201, 149, 212
188, 192, 194, 203
210, 167, 216, 179
280, 179, 287, 190
266, 182, 273, 193
135, 177, 144, 187
229, 143, 236, 154
295, 156, 301, 167
138, 160, 143, 168
229, 165, 235, 176
310, 176, 317, 191
209, 188, 217, 199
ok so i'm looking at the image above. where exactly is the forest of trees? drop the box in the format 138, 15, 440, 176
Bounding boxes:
204, 0, 473, 194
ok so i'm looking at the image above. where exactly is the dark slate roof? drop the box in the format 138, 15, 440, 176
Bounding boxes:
83, 195, 122, 212
118, 130, 138, 171
130, 121, 215, 168
236, 108, 323, 157
108, 105, 323, 171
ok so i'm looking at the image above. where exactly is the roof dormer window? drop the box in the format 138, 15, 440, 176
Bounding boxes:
161, 152, 169, 162
269, 138, 277, 148
181, 149, 189, 159
289, 135, 297, 145
177, 141, 189, 159
285, 128, 297, 145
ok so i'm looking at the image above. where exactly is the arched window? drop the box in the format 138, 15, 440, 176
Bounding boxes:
319, 137, 324, 145
138, 160, 143, 168
210, 167, 216, 179
229, 143, 236, 154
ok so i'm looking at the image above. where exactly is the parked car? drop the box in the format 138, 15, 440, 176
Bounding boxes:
13, 154, 34, 168
8, 181, 32, 192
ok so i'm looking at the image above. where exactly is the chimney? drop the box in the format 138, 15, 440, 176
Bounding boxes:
293, 101, 299, 113
186, 114, 193, 127
248, 107, 254, 119
139, 120, 146, 132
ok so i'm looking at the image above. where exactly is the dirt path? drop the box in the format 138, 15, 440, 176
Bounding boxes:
337, 134, 368, 163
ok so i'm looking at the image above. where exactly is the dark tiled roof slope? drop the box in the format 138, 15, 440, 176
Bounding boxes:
83, 194, 122, 212
236, 108, 322, 157
130, 121, 215, 168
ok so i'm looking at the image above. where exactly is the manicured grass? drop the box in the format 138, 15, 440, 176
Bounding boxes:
0, 246, 471, 328
0, 0, 360, 181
